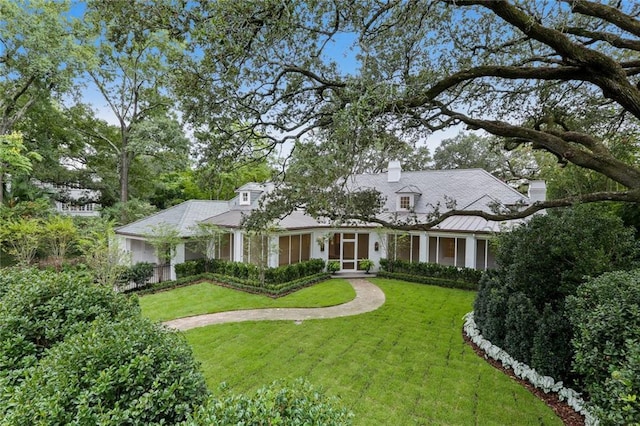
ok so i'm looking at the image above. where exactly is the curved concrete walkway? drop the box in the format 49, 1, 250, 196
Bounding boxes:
163, 279, 385, 331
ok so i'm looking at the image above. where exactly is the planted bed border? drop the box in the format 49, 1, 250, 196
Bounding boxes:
463, 312, 598, 426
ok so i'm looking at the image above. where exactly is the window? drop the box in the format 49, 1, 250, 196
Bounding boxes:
243, 234, 269, 265
388, 234, 420, 262
239, 191, 250, 205
428, 236, 466, 267
278, 233, 312, 266
399, 195, 411, 210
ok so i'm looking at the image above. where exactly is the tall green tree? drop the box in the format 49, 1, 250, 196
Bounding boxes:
172, 1, 640, 229
83, 0, 187, 204
433, 132, 539, 184
0, 0, 88, 203
0, 132, 42, 204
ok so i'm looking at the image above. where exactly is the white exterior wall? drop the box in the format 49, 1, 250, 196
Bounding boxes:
368, 231, 383, 272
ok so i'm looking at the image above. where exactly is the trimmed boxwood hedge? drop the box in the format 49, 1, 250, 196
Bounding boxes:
134, 272, 331, 298
378, 259, 482, 290
376, 271, 478, 291
175, 258, 326, 285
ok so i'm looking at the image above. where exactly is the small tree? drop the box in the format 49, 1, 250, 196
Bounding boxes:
0, 218, 43, 266
0, 132, 42, 205
145, 223, 182, 267
78, 219, 130, 287
43, 215, 77, 269
188, 222, 223, 260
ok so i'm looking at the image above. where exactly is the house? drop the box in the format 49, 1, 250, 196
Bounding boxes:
115, 162, 545, 279
37, 182, 102, 217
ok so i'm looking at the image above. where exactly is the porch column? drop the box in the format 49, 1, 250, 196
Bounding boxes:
465, 235, 477, 269
171, 242, 186, 280
233, 231, 243, 262
419, 233, 428, 263
268, 235, 279, 268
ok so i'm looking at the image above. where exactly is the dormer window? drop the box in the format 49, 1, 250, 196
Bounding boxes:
399, 195, 411, 210
239, 191, 250, 206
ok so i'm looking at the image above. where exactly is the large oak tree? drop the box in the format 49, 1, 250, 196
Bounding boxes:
173, 0, 640, 229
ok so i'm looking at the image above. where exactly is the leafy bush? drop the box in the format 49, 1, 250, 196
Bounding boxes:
186, 379, 353, 426
118, 261, 155, 288
503, 292, 537, 364
567, 269, 640, 423
597, 342, 640, 426
4, 317, 208, 425
0, 268, 139, 388
474, 205, 638, 382
0, 268, 208, 424
375, 271, 478, 291
379, 258, 482, 284
176, 258, 326, 285
530, 304, 573, 380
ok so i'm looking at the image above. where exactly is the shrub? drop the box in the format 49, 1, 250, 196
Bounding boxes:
379, 259, 482, 284
567, 269, 640, 423
0, 268, 139, 388
186, 379, 353, 426
176, 258, 326, 285
3, 317, 208, 425
474, 205, 639, 383
503, 292, 537, 365
118, 261, 154, 288
530, 304, 573, 380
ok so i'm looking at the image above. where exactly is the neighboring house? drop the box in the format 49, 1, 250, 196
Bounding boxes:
38, 182, 102, 217
115, 162, 546, 279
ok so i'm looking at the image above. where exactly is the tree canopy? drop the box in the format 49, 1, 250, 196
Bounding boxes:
172, 0, 640, 228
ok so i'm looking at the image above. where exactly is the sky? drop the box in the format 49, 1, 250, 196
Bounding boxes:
73, 4, 458, 160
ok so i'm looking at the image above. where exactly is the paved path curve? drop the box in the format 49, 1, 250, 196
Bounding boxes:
163, 279, 385, 331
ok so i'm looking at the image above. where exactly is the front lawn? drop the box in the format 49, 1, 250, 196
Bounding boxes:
184, 278, 561, 425
140, 278, 356, 322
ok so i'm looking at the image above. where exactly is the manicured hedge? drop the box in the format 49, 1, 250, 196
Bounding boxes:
135, 272, 331, 298
175, 258, 326, 285
378, 258, 482, 291
376, 271, 478, 291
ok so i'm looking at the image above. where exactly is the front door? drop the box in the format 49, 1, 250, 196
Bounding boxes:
328, 233, 369, 272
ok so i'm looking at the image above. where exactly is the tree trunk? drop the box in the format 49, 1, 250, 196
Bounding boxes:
0, 170, 4, 205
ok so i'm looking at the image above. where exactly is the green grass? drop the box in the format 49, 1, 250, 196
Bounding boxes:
139, 279, 356, 322
185, 278, 562, 425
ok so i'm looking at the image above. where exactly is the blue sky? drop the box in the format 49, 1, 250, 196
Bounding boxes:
72, 3, 455, 157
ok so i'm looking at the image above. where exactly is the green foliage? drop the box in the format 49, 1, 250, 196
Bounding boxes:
42, 215, 77, 267
0, 268, 139, 391
599, 343, 640, 426
358, 258, 374, 272
530, 304, 573, 380
379, 258, 483, 284
77, 218, 130, 287
474, 206, 639, 382
176, 258, 326, 286
100, 198, 157, 226
186, 379, 353, 426
376, 271, 479, 291
567, 269, 640, 423
503, 292, 537, 364
0, 217, 43, 266
4, 317, 208, 425
118, 261, 155, 289
145, 223, 182, 266
327, 260, 341, 273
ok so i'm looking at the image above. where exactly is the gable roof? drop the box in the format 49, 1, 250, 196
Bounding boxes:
115, 200, 230, 238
